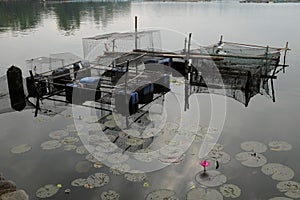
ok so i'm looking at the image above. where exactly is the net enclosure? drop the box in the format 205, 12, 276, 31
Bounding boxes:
82, 30, 161, 63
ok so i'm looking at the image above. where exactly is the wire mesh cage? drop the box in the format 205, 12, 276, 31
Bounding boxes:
82, 30, 161, 62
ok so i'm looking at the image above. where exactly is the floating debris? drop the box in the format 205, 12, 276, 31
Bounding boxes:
104, 120, 117, 128
109, 164, 131, 175
57, 184, 62, 188
269, 141, 292, 152
107, 153, 129, 164
75, 161, 92, 173
143, 182, 150, 187
195, 170, 227, 187
261, 163, 294, 181
235, 152, 267, 167
62, 136, 79, 145
63, 144, 77, 151
76, 145, 95, 155
269, 197, 293, 200
64, 189, 71, 194
124, 170, 147, 182
145, 189, 179, 200
101, 190, 120, 200
36, 184, 60, 199
40, 140, 62, 150
10, 144, 32, 154
49, 130, 69, 140
219, 184, 241, 198
71, 178, 87, 187
277, 181, 300, 199
240, 141, 267, 153
186, 188, 223, 200
86, 173, 110, 188
93, 162, 103, 169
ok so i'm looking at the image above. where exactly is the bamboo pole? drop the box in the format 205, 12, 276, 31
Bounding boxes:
135, 16, 138, 50
283, 41, 289, 73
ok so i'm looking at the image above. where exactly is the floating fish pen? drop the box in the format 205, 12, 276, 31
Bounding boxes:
193, 36, 290, 69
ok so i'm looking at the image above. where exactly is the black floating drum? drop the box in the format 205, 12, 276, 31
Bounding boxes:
7, 66, 26, 111
52, 67, 72, 90
115, 90, 139, 116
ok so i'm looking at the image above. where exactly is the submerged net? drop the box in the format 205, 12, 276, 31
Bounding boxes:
82, 30, 161, 62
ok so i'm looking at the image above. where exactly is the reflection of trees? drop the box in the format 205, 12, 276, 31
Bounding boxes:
52, 2, 131, 31
0, 1, 131, 33
0, 1, 43, 32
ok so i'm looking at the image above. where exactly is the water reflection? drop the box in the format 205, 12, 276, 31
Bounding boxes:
0, 1, 131, 34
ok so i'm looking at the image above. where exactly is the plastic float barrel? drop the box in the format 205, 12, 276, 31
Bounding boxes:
115, 90, 139, 116
6, 66, 26, 111
52, 67, 72, 90
79, 77, 101, 101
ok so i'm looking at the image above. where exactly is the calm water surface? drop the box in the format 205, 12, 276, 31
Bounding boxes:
0, 1, 300, 199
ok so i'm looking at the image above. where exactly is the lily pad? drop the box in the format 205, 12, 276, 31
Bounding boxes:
146, 189, 179, 200
36, 184, 59, 199
109, 164, 131, 175
195, 170, 227, 187
133, 149, 158, 163
49, 130, 69, 140
75, 161, 92, 173
71, 178, 87, 187
277, 181, 300, 199
205, 150, 230, 164
11, 144, 32, 154
104, 120, 117, 128
86, 152, 108, 163
63, 144, 77, 151
125, 138, 145, 146
101, 190, 120, 200
41, 140, 62, 150
124, 170, 147, 182
87, 173, 110, 187
240, 141, 267, 153
261, 163, 294, 181
62, 136, 79, 145
269, 141, 292, 152
76, 145, 95, 155
107, 153, 129, 164
95, 142, 118, 153
186, 188, 223, 200
159, 153, 185, 164
159, 146, 184, 158
269, 197, 293, 200
86, 123, 105, 132
220, 184, 241, 198
235, 152, 267, 167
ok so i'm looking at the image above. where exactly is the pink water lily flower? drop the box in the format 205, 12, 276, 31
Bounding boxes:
200, 160, 210, 167
200, 160, 210, 172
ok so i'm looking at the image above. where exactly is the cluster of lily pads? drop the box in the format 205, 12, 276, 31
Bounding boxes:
234, 140, 298, 199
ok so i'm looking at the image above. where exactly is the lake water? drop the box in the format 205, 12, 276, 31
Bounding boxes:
1, 1, 300, 199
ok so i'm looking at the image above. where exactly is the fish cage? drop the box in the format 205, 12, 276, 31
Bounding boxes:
26, 53, 82, 75
82, 30, 161, 63
197, 40, 288, 66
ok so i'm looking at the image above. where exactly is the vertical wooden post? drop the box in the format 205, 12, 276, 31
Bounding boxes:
185, 33, 192, 77
112, 39, 115, 52
183, 37, 187, 54
283, 41, 288, 73
218, 35, 223, 46
135, 16, 138, 50
125, 60, 129, 127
